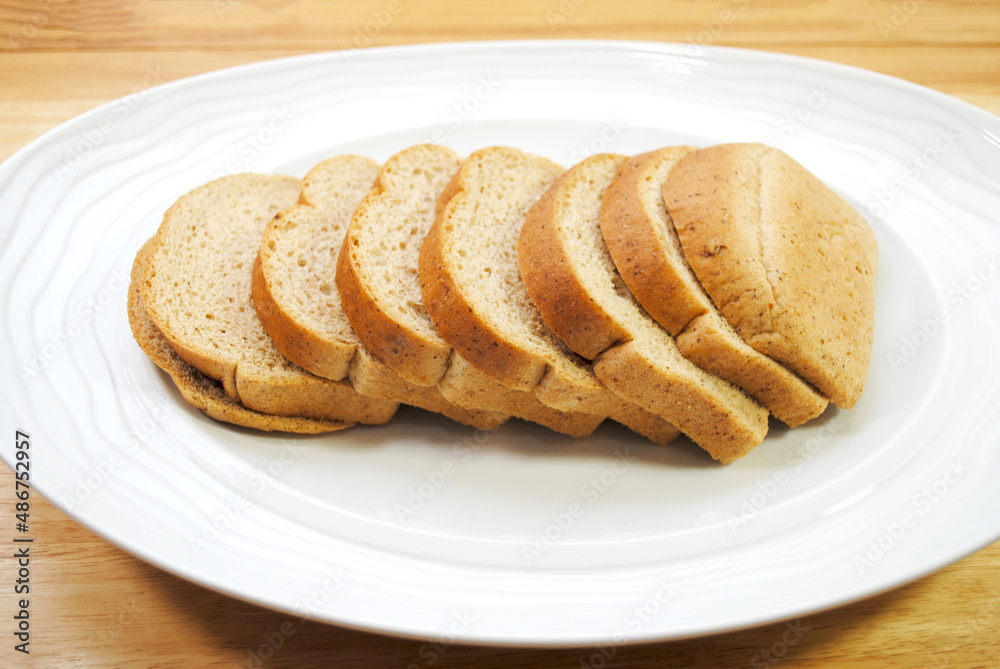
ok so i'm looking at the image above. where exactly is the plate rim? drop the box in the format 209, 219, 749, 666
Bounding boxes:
2, 38, 1000, 648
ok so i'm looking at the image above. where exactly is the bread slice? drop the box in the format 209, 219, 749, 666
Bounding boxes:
129, 239, 347, 433
140, 173, 397, 426
336, 144, 603, 438
519, 153, 770, 463
600, 147, 828, 427
419, 146, 680, 445
252, 155, 507, 430
664, 143, 877, 408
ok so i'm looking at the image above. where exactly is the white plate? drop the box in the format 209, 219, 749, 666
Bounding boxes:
2, 40, 1000, 647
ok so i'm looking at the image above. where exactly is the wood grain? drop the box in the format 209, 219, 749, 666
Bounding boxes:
1, 0, 999, 666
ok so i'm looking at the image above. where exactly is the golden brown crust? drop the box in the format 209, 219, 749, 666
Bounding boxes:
252, 157, 505, 430
599, 147, 703, 335
593, 340, 764, 464
140, 174, 398, 425
232, 363, 397, 425
420, 147, 680, 445
419, 166, 548, 391
518, 154, 769, 462
665, 144, 774, 335
335, 203, 452, 387
252, 244, 354, 381
600, 146, 828, 426
347, 350, 508, 430
437, 354, 604, 438
676, 315, 827, 427
666, 144, 877, 408
129, 239, 350, 434
519, 169, 631, 361
332, 146, 604, 438
140, 176, 304, 401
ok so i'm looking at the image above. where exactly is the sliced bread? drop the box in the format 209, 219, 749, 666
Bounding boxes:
129, 239, 347, 433
419, 146, 680, 445
519, 153, 770, 463
252, 155, 507, 430
600, 147, 828, 427
336, 144, 603, 438
140, 173, 398, 425
664, 143, 877, 408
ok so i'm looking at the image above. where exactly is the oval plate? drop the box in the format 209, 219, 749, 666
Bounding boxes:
1, 40, 999, 646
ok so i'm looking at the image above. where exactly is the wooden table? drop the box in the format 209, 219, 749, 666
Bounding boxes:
2, 1, 999, 666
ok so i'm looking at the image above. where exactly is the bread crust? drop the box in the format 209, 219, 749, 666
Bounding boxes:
332, 146, 606, 437
519, 168, 631, 361
437, 354, 604, 438
252, 156, 507, 430
129, 240, 350, 434
335, 153, 456, 387
600, 147, 705, 335
252, 157, 375, 384
346, 349, 508, 430
676, 314, 826, 427
666, 144, 877, 408
419, 157, 551, 391
141, 174, 302, 400
594, 340, 761, 464
253, 249, 355, 381
421, 147, 680, 445
140, 173, 397, 426
519, 153, 769, 462
600, 147, 828, 427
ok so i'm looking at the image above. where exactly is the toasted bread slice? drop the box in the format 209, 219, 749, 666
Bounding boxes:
336, 144, 602, 438
129, 240, 347, 433
665, 144, 877, 408
520, 154, 770, 463
140, 173, 397, 425
600, 147, 828, 427
252, 155, 507, 430
420, 147, 680, 445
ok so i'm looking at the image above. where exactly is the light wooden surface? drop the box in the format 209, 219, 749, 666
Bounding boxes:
2, 1, 999, 666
